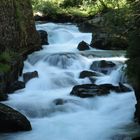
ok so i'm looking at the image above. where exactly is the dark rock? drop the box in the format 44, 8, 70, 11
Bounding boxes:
79, 70, 103, 78
0, 103, 32, 132
8, 81, 25, 93
111, 134, 132, 140
118, 83, 132, 93
90, 32, 128, 50
90, 60, 116, 74
135, 101, 140, 124
53, 98, 79, 106
70, 83, 132, 98
38, 30, 49, 45
23, 71, 39, 83
133, 137, 140, 140
77, 41, 90, 51
0, 93, 8, 101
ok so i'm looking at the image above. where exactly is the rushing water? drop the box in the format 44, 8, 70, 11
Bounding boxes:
1, 23, 137, 140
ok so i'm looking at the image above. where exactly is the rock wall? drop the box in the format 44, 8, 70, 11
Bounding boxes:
0, 0, 41, 100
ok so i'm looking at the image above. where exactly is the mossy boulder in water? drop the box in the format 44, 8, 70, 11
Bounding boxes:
70, 83, 131, 98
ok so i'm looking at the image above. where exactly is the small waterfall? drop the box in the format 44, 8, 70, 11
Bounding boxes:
1, 23, 136, 140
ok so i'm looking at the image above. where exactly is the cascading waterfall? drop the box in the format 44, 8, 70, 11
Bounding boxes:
0, 23, 137, 140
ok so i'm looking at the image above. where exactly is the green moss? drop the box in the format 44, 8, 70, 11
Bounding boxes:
0, 50, 19, 73
0, 63, 10, 73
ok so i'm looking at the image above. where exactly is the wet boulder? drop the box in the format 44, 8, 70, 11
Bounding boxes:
23, 71, 39, 83
0, 93, 8, 101
79, 70, 104, 83
8, 81, 25, 93
0, 103, 32, 132
77, 41, 90, 51
90, 60, 116, 74
38, 30, 49, 45
79, 70, 103, 78
70, 83, 132, 98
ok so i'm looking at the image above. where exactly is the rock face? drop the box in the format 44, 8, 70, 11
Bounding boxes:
70, 83, 131, 98
38, 30, 49, 45
0, 0, 41, 100
8, 81, 25, 93
23, 71, 39, 83
0, 103, 32, 132
0, 0, 41, 53
77, 41, 90, 51
90, 60, 116, 74
90, 32, 128, 50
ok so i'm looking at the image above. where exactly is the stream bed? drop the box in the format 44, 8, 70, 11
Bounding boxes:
0, 23, 138, 140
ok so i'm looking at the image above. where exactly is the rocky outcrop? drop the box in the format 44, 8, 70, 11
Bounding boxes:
70, 83, 131, 98
0, 58, 24, 96
38, 30, 49, 45
8, 81, 25, 93
90, 32, 128, 50
0, 103, 31, 132
77, 41, 90, 51
0, 0, 41, 100
90, 60, 116, 74
23, 71, 39, 83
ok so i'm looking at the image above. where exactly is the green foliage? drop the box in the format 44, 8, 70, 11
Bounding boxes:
60, 0, 83, 8
31, 0, 127, 18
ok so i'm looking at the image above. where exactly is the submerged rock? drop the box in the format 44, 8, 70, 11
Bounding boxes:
38, 30, 49, 45
70, 83, 132, 98
79, 70, 103, 78
44, 53, 80, 69
53, 98, 80, 106
77, 41, 90, 51
90, 60, 116, 74
0, 93, 8, 101
0, 103, 32, 132
23, 71, 39, 83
